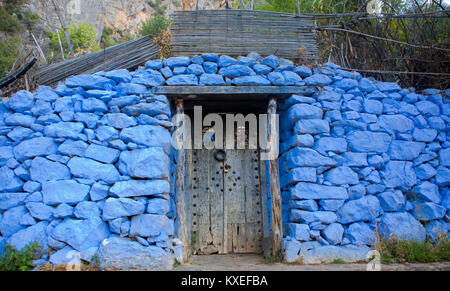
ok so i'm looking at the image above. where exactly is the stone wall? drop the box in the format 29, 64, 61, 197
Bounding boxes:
0, 70, 177, 269
278, 63, 450, 264
0, 52, 448, 268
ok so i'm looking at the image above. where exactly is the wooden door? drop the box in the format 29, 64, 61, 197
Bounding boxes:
189, 149, 264, 254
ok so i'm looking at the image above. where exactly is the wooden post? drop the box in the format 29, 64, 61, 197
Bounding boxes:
30, 32, 47, 64
267, 98, 283, 257
297, 0, 301, 16
56, 30, 65, 61
175, 99, 189, 261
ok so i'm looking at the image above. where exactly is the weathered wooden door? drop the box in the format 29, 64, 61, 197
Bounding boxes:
189, 149, 264, 254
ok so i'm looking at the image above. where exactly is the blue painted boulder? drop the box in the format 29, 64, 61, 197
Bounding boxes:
30, 157, 71, 183
287, 223, 311, 241
199, 74, 225, 86
67, 157, 120, 185
337, 196, 382, 224
377, 190, 405, 212
102, 198, 146, 221
98, 237, 174, 270
51, 217, 109, 252
346, 222, 376, 245
66, 75, 115, 90
322, 223, 344, 245
109, 180, 170, 198
379, 212, 426, 242
130, 214, 173, 238
9, 91, 34, 112
411, 202, 446, 221
42, 180, 90, 206
7, 221, 49, 251
347, 131, 391, 153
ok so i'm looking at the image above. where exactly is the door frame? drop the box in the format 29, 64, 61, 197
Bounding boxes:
174, 97, 283, 259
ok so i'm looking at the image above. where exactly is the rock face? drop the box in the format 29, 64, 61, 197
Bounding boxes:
0, 54, 449, 268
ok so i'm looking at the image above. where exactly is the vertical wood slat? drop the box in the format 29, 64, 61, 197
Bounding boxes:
175, 100, 189, 261
210, 153, 225, 254
170, 10, 317, 59
267, 98, 283, 256
194, 150, 211, 253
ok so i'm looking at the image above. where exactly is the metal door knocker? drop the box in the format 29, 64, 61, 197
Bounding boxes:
214, 150, 226, 162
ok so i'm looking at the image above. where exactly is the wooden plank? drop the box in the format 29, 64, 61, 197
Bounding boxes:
36, 35, 158, 86
267, 98, 283, 257
185, 149, 194, 251
244, 150, 263, 253
194, 149, 211, 254
224, 149, 263, 253
151, 86, 317, 98
210, 150, 226, 254
175, 100, 189, 261
191, 149, 226, 254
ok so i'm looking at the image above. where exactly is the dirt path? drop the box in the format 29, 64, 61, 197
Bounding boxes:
175, 254, 450, 271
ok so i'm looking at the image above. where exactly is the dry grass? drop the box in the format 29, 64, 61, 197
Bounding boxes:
153, 28, 171, 59
374, 228, 450, 264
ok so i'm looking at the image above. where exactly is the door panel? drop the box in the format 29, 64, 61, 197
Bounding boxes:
190, 149, 225, 254
190, 148, 263, 254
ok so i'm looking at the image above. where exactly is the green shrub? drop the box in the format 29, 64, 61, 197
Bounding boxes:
0, 0, 38, 33
139, 15, 171, 36
0, 37, 20, 78
377, 236, 450, 264
332, 258, 345, 264
48, 23, 101, 59
0, 243, 41, 271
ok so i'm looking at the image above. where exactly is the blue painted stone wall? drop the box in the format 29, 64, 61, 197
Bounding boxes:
0, 71, 176, 268
279, 62, 450, 263
0, 52, 448, 267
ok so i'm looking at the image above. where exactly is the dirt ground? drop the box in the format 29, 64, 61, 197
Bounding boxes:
175, 254, 450, 271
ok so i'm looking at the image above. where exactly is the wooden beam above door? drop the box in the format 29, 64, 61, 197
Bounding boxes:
149, 86, 317, 100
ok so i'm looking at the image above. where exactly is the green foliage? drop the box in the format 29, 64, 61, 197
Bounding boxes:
3, 0, 31, 14
0, 243, 41, 271
332, 258, 345, 264
140, 15, 171, 36
246, 0, 367, 14
0, 36, 20, 78
0, 0, 38, 32
264, 251, 283, 264
16, 9, 39, 29
147, 0, 168, 16
173, 258, 182, 268
48, 23, 101, 59
0, 5, 23, 32
378, 236, 450, 264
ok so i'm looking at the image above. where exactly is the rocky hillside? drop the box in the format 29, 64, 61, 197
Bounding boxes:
26, 0, 225, 40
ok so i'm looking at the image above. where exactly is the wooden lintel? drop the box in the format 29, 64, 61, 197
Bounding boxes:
150, 86, 317, 99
